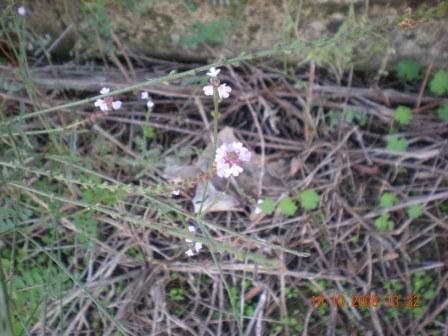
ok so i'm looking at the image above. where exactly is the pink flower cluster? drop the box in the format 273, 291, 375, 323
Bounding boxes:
203, 67, 232, 100
215, 142, 251, 178
203, 68, 252, 177
91, 67, 252, 182
94, 87, 122, 111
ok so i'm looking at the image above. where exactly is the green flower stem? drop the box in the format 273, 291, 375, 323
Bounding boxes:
0, 258, 15, 336
212, 91, 220, 154
198, 87, 220, 216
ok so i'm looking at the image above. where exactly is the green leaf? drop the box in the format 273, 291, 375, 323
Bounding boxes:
168, 288, 185, 302
351, 232, 359, 243
386, 136, 408, 152
279, 198, 297, 216
143, 127, 156, 138
436, 103, 448, 122
259, 198, 275, 215
439, 201, 448, 214
344, 107, 355, 123
429, 70, 448, 96
379, 192, 398, 209
394, 106, 413, 126
374, 213, 394, 232
423, 290, 434, 300
412, 307, 423, 317
395, 58, 421, 81
407, 204, 423, 219
299, 189, 321, 210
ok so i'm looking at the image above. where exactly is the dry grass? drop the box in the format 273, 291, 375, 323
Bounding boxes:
1, 47, 448, 336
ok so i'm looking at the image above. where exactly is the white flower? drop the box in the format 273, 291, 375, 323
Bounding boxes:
203, 85, 214, 96
18, 6, 26, 16
184, 225, 202, 255
111, 100, 122, 110
172, 189, 180, 196
186, 224, 195, 243
94, 99, 108, 112
100, 87, 110, 95
194, 242, 202, 253
94, 88, 121, 111
185, 242, 202, 256
215, 142, 251, 178
254, 199, 263, 215
140, 91, 154, 108
146, 100, 155, 109
217, 83, 232, 99
141, 91, 149, 100
207, 67, 221, 78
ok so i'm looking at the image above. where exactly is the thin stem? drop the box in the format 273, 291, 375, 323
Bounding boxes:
212, 93, 220, 157
0, 258, 15, 336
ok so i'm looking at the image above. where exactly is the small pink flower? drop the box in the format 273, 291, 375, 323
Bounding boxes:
100, 87, 110, 95
194, 242, 202, 252
94, 99, 108, 112
203, 85, 214, 96
217, 83, 232, 99
140, 91, 155, 109
111, 100, 122, 110
203, 83, 232, 99
141, 91, 149, 100
207, 67, 221, 78
94, 88, 121, 111
146, 100, 155, 109
18, 6, 26, 16
215, 142, 251, 178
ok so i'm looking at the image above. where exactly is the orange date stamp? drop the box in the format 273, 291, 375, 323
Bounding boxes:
311, 293, 420, 309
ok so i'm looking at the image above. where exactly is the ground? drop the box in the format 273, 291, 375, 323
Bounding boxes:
1, 2, 448, 336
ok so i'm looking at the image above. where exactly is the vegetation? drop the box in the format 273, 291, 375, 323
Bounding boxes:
0, 1, 447, 335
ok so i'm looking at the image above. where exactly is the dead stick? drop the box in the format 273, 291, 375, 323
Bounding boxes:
304, 61, 315, 143
416, 61, 433, 108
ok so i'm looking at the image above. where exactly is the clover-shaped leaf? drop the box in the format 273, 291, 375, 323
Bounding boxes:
396, 58, 421, 81
407, 204, 423, 219
299, 189, 320, 210
379, 192, 398, 209
437, 103, 448, 122
394, 106, 413, 126
259, 198, 275, 215
430, 70, 448, 96
374, 213, 394, 232
279, 197, 297, 216
386, 136, 408, 152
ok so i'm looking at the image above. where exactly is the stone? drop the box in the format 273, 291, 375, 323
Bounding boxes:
16, 0, 448, 70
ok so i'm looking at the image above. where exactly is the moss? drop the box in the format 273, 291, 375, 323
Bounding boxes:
415, 1, 448, 19
434, 2, 448, 17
